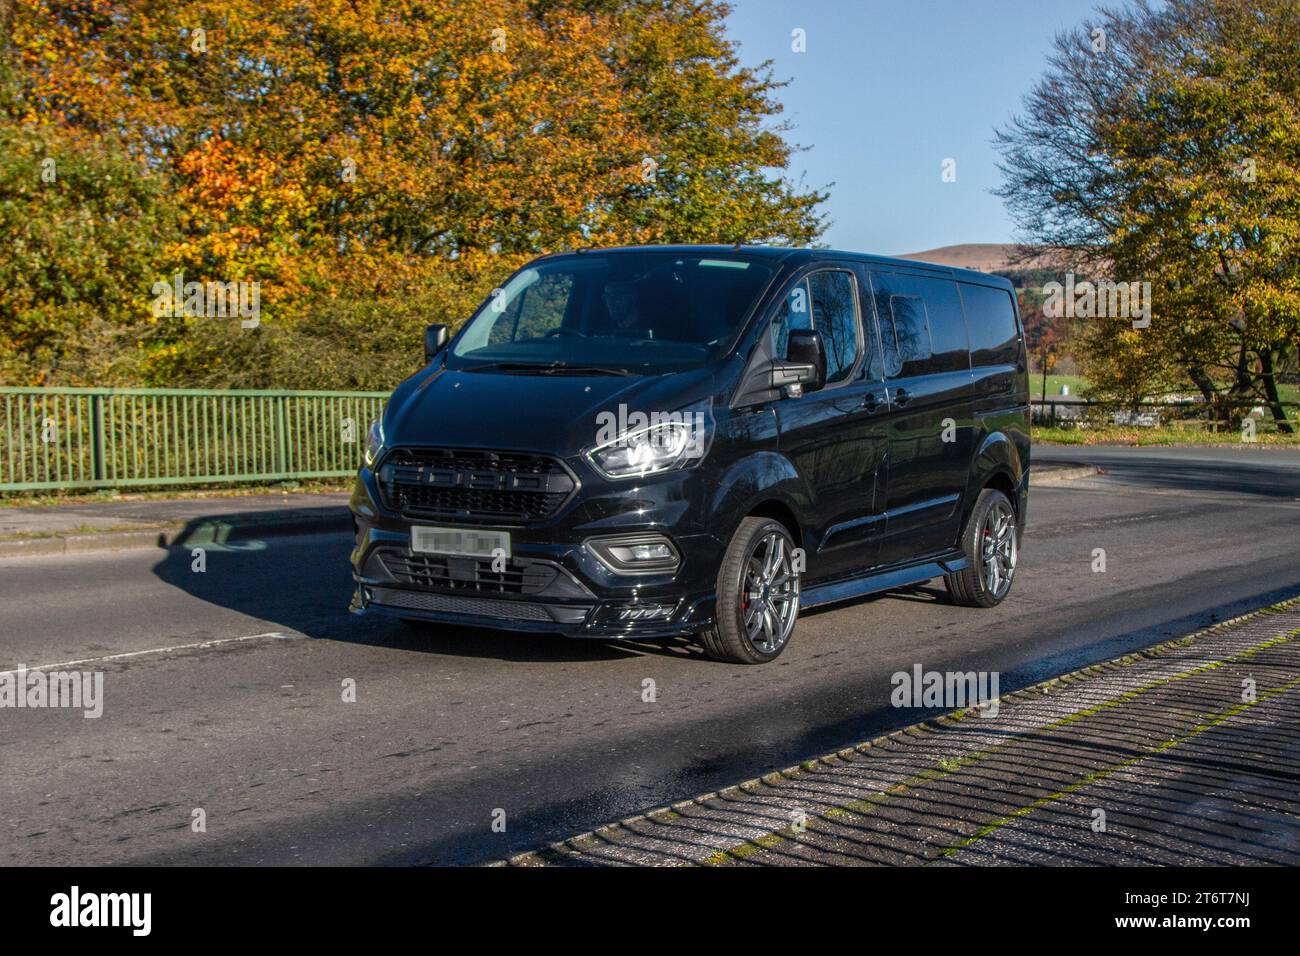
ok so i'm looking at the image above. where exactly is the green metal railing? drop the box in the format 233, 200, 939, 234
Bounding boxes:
0, 387, 388, 491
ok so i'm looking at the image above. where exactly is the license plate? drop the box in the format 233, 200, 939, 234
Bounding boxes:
410, 526, 511, 559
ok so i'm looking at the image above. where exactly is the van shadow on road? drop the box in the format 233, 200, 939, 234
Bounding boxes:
148, 516, 703, 665
146, 508, 955, 667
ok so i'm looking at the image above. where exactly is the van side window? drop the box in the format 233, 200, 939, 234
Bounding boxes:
959, 283, 1020, 366
809, 272, 860, 383
871, 272, 970, 377
772, 270, 861, 385
882, 295, 931, 376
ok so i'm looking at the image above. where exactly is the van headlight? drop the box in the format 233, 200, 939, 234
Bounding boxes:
364, 418, 386, 468
584, 399, 713, 480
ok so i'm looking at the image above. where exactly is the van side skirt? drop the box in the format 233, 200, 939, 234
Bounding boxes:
802, 550, 969, 610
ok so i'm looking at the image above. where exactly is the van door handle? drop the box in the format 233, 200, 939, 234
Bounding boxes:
892, 387, 910, 406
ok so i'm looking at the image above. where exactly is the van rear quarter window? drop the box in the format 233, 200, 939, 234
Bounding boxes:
959, 283, 1021, 366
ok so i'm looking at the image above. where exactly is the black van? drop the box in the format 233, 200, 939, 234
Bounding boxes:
349, 246, 1029, 663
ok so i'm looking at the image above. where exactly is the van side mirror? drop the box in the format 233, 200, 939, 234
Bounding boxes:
424, 323, 450, 363
771, 328, 826, 396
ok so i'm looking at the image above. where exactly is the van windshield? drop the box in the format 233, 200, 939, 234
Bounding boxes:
448, 252, 776, 374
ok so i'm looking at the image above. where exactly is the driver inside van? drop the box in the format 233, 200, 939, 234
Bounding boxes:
600, 279, 644, 338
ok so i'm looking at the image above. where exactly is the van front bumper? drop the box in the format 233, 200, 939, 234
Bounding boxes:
349, 582, 718, 639
348, 464, 723, 640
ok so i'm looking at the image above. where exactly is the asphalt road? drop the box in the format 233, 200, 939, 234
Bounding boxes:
2, 445, 1299, 865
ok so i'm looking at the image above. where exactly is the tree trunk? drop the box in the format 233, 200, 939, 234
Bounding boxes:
1222, 341, 1255, 431
1186, 363, 1218, 430
1260, 346, 1295, 434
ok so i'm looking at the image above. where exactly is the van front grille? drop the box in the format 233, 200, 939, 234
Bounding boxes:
369, 588, 558, 622
378, 448, 576, 522
378, 551, 558, 596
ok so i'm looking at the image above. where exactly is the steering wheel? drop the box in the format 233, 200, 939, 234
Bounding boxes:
544, 327, 586, 338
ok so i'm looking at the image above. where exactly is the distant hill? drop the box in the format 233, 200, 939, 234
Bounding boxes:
896, 243, 1057, 274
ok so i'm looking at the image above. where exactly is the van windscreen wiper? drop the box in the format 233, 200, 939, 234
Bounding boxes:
535, 363, 633, 376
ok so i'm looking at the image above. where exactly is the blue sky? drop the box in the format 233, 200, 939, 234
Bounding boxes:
723, 0, 1102, 254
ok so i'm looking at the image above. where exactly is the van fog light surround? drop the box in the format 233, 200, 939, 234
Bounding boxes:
614, 604, 675, 622
593, 602, 679, 625
585, 533, 681, 574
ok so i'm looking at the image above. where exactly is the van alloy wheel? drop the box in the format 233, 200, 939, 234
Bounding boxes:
945, 487, 1019, 608
980, 499, 1017, 599
698, 517, 802, 663
742, 530, 801, 655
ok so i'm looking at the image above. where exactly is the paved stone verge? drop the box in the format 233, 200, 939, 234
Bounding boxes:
500, 598, 1300, 866
1033, 463, 1101, 483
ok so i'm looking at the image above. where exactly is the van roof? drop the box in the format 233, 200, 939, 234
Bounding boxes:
540, 244, 1015, 290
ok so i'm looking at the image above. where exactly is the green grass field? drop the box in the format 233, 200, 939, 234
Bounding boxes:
1030, 374, 1090, 400
1029, 371, 1300, 445
1034, 423, 1300, 446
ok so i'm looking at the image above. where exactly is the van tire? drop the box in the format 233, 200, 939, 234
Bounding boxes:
945, 488, 1019, 608
698, 517, 801, 664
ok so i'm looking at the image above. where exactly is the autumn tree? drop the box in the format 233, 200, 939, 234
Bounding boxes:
0, 123, 181, 384
996, 0, 1300, 430
4, 0, 827, 387
1018, 289, 1067, 403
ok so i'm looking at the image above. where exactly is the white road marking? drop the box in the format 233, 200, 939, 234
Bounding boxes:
0, 631, 292, 677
